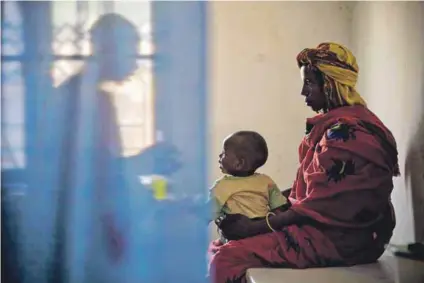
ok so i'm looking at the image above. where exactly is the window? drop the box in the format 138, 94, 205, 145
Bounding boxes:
51, 1, 155, 157
1, 1, 25, 169
1, 1, 156, 170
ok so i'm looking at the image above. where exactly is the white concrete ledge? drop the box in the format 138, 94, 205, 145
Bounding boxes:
246, 256, 424, 283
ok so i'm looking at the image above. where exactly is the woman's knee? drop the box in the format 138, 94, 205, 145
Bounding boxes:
209, 244, 255, 283
209, 241, 255, 269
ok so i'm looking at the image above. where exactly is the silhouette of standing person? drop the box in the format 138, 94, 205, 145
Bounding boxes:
49, 13, 181, 283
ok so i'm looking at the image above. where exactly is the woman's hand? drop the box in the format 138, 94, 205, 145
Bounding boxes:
215, 213, 267, 240
216, 210, 305, 241
215, 189, 295, 240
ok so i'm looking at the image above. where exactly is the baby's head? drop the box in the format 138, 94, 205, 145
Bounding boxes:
219, 131, 268, 177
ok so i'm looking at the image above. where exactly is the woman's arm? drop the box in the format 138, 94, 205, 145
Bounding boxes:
216, 188, 307, 240
271, 203, 290, 213
249, 209, 305, 235
217, 208, 307, 240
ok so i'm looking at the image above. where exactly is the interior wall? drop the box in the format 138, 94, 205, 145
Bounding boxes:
207, 1, 354, 239
208, 1, 354, 185
351, 1, 424, 244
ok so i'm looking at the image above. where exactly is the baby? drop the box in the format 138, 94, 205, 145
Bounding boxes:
208, 131, 288, 240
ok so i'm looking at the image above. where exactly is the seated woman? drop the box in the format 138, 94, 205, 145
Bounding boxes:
209, 42, 399, 283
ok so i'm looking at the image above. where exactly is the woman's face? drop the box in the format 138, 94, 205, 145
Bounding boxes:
300, 65, 327, 112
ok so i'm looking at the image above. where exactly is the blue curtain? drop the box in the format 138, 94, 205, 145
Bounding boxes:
1, 1, 208, 283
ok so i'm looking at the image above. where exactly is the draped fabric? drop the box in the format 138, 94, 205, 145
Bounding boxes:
289, 105, 399, 227
209, 105, 398, 283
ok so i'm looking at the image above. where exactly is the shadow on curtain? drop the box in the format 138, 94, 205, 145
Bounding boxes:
1, 1, 208, 283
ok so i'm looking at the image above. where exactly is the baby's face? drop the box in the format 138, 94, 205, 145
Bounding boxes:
218, 147, 233, 175
219, 136, 239, 174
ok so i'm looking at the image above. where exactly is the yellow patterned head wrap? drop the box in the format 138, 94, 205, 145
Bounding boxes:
296, 42, 366, 108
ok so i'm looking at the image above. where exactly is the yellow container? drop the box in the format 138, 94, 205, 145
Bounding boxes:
139, 175, 169, 200
152, 177, 168, 200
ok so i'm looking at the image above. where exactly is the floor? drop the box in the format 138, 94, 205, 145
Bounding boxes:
246, 255, 424, 283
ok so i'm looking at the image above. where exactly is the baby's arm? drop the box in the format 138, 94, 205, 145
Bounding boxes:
206, 194, 224, 223
268, 180, 290, 213
207, 180, 227, 223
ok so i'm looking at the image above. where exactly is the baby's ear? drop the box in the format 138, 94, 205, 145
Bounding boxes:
235, 158, 246, 170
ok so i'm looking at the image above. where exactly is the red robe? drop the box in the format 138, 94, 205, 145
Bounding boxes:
209, 105, 398, 283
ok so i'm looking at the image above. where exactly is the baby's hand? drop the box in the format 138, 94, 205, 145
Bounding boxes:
209, 239, 224, 256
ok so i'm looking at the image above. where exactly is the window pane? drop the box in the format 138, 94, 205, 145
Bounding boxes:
113, 2, 153, 54
1, 1, 24, 55
52, 60, 85, 87
1, 1, 25, 169
51, 3, 155, 156
101, 60, 154, 157
51, 1, 152, 56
